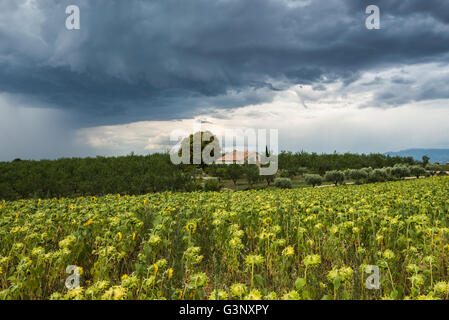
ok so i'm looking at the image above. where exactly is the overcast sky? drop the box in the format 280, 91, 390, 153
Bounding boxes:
1, 0, 449, 161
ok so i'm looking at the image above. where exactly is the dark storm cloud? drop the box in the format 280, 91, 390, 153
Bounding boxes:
1, 0, 449, 126
349, 0, 449, 24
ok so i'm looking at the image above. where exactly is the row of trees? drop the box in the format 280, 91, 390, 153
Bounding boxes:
301, 164, 441, 188
1, 149, 444, 200
207, 164, 275, 187
208, 163, 440, 190
204, 156, 429, 190
278, 151, 417, 175
0, 154, 201, 200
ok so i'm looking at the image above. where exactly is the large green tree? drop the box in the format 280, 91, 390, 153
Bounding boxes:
178, 131, 221, 168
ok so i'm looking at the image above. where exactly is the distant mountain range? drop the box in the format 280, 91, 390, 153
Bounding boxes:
385, 149, 449, 164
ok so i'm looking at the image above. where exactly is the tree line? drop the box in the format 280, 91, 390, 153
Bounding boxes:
0, 149, 428, 201
278, 151, 417, 176
302, 164, 430, 188
0, 154, 196, 200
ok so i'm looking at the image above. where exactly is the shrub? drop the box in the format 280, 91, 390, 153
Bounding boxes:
426, 163, 441, 175
410, 165, 426, 178
274, 178, 292, 189
362, 167, 373, 176
215, 167, 227, 181
348, 169, 368, 182
324, 170, 345, 185
226, 164, 244, 186
343, 169, 353, 180
280, 169, 296, 178
304, 174, 323, 187
244, 165, 261, 186
203, 178, 221, 191
280, 169, 290, 178
184, 180, 204, 192
368, 168, 389, 182
390, 165, 411, 178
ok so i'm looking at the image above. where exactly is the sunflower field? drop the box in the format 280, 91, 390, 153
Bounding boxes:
1, 177, 449, 300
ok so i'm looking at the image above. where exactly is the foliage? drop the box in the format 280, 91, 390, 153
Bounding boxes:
178, 131, 221, 168
324, 171, 345, 186
0, 154, 194, 201
225, 164, 245, 186
279, 170, 290, 178
244, 165, 261, 186
214, 168, 227, 182
422, 155, 430, 167
0, 151, 420, 200
368, 168, 390, 183
296, 167, 308, 177
390, 165, 411, 179
203, 178, 222, 192
410, 166, 427, 179
274, 178, 292, 189
345, 169, 368, 183
304, 174, 323, 187
426, 164, 442, 175
278, 151, 416, 176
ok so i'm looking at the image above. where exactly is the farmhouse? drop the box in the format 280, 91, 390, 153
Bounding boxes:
215, 151, 260, 166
